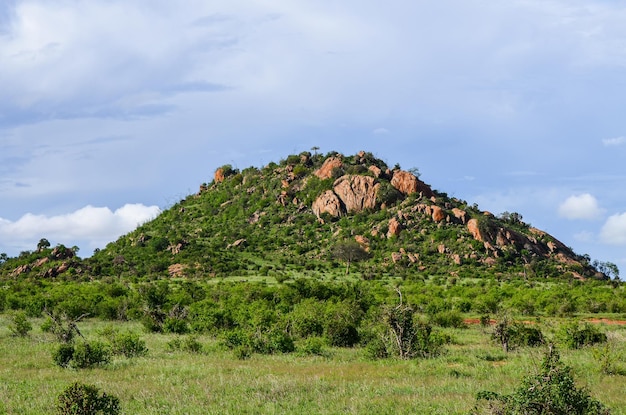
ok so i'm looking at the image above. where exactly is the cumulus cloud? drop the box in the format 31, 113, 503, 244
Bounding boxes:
558, 194, 604, 220
602, 136, 625, 146
600, 213, 626, 245
0, 203, 160, 254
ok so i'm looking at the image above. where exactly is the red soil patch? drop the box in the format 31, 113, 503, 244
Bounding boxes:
585, 318, 626, 325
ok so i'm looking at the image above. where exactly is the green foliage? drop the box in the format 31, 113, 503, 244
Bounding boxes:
7, 311, 32, 337
559, 322, 607, 349
298, 336, 330, 357
56, 382, 120, 415
52, 341, 111, 369
430, 310, 466, 328
109, 331, 148, 358
491, 315, 544, 351
472, 347, 610, 415
167, 335, 204, 354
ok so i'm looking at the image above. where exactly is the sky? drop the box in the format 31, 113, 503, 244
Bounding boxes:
0, 0, 625, 273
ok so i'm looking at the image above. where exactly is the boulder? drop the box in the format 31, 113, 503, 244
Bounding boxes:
451, 208, 467, 224
431, 205, 445, 222
391, 252, 403, 263
355, 235, 370, 252
314, 156, 343, 180
333, 175, 379, 213
387, 217, 402, 238
390, 170, 435, 198
467, 219, 483, 242
214, 167, 225, 183
312, 190, 344, 217
368, 165, 382, 178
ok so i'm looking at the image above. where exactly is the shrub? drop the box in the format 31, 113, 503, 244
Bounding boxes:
53, 343, 76, 368
56, 382, 120, 415
110, 331, 148, 358
167, 335, 203, 354
559, 322, 607, 349
298, 337, 330, 357
430, 310, 466, 328
71, 341, 111, 368
8, 311, 32, 337
472, 347, 610, 414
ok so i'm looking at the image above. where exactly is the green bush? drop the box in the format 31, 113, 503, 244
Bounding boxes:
298, 337, 329, 357
53, 341, 111, 369
472, 347, 610, 414
56, 382, 120, 415
8, 311, 32, 337
71, 341, 111, 368
167, 335, 203, 354
430, 310, 466, 328
110, 331, 148, 358
559, 322, 607, 349
52, 343, 76, 368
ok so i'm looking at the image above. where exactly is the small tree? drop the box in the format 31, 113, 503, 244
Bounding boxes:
332, 240, 369, 275
37, 238, 51, 252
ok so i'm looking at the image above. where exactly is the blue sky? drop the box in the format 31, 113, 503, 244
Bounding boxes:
0, 0, 625, 272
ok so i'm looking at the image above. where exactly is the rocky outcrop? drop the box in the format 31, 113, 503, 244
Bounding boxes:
451, 208, 467, 224
314, 156, 343, 180
214, 168, 225, 183
390, 170, 435, 198
333, 175, 379, 213
467, 219, 483, 242
168, 264, 186, 278
312, 190, 344, 218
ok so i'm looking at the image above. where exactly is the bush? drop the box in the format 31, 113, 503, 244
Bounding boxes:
167, 335, 203, 354
298, 337, 330, 357
8, 311, 32, 337
472, 347, 610, 414
110, 331, 148, 358
53, 341, 111, 369
57, 382, 120, 415
71, 341, 111, 368
430, 310, 466, 328
559, 322, 607, 349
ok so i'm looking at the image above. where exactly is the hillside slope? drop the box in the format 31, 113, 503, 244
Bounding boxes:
76, 150, 604, 282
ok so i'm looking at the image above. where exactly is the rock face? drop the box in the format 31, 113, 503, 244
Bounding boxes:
312, 190, 344, 218
214, 168, 225, 183
314, 156, 343, 180
451, 208, 467, 224
333, 175, 379, 213
390, 170, 435, 198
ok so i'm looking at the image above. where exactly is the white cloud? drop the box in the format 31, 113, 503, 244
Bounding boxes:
600, 213, 626, 245
602, 136, 625, 146
372, 128, 390, 135
0, 203, 160, 254
558, 194, 604, 220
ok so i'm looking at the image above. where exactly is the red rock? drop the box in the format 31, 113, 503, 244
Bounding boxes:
431, 206, 445, 222
312, 190, 344, 217
467, 219, 483, 242
387, 217, 402, 238
214, 168, 225, 183
314, 156, 343, 179
333, 175, 379, 213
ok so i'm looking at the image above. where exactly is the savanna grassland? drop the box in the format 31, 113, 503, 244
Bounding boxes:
2, 314, 626, 415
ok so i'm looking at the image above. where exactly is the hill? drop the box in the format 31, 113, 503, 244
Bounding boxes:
64, 150, 603, 282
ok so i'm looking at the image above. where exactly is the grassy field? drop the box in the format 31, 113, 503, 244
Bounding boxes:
1, 316, 625, 414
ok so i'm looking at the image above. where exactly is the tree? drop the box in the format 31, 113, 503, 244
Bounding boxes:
592, 260, 619, 280
37, 238, 51, 252
332, 240, 369, 275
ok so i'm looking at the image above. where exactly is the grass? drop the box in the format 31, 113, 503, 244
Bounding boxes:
1, 316, 626, 414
